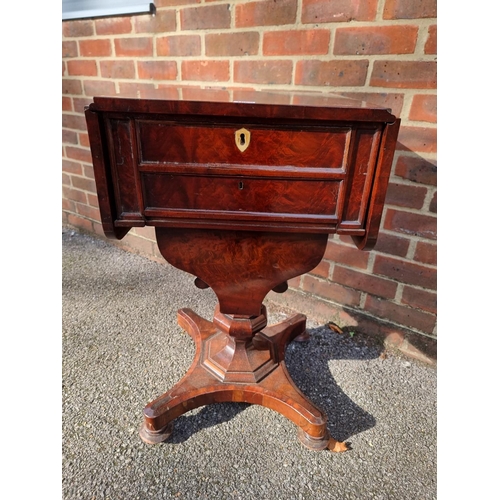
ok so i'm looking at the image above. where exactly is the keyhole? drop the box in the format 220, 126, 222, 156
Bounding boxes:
238, 181, 244, 190
240, 133, 246, 146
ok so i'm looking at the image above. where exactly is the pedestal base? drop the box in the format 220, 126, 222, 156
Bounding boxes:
139, 308, 347, 452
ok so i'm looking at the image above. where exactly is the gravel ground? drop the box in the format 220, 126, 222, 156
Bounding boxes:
62, 226, 436, 499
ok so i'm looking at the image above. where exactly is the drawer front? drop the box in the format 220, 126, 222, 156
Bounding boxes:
137, 120, 350, 169
142, 173, 340, 218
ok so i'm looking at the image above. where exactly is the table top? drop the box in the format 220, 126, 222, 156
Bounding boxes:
88, 88, 397, 124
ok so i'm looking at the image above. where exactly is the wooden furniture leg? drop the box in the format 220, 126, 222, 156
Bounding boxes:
139, 307, 338, 451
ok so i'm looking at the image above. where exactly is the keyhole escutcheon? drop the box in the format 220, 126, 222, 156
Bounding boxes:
235, 128, 251, 152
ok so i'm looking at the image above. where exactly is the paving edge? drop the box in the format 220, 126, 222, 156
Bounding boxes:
265, 288, 437, 367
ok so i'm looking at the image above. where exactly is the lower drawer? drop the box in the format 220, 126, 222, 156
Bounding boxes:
141, 173, 341, 218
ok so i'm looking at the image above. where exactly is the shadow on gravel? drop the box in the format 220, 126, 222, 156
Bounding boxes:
285, 325, 380, 443
162, 325, 380, 445
167, 403, 251, 445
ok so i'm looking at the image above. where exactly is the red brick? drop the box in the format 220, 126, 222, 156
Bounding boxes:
62, 198, 75, 213
373, 254, 436, 289
71, 175, 96, 193
385, 182, 428, 209
263, 29, 329, 56
338, 92, 404, 117
181, 86, 230, 101
134, 10, 176, 33
234, 60, 293, 85
302, 275, 361, 306
63, 129, 78, 144
133, 225, 157, 241
62, 41, 78, 58
115, 37, 153, 57
295, 60, 368, 86
397, 126, 437, 153
236, 0, 297, 27
62, 96, 72, 111
309, 260, 330, 279
62, 186, 87, 204
67, 60, 97, 77
429, 191, 437, 214
181, 4, 231, 30
87, 193, 99, 208
372, 231, 410, 257
120, 232, 156, 257
414, 241, 437, 266
384, 208, 436, 240
100, 61, 136, 79
79, 132, 90, 148
182, 60, 229, 82
117, 82, 156, 98
138, 61, 177, 80
76, 202, 101, 221
323, 240, 369, 269
206, 32, 260, 57
302, 0, 377, 23
83, 164, 95, 179
65, 146, 93, 164
332, 266, 398, 299
62, 113, 87, 131
383, 0, 437, 19
157, 35, 201, 57
364, 295, 436, 333
371, 60, 436, 89
79, 39, 112, 57
63, 159, 82, 176
288, 276, 302, 289
63, 173, 71, 188
401, 286, 437, 314
409, 94, 437, 123
335, 25, 418, 55
83, 80, 116, 97
394, 155, 437, 185
425, 25, 437, 54
63, 20, 94, 37
68, 214, 94, 232
147, 86, 180, 100
72, 97, 93, 114
95, 17, 132, 35
62, 79, 82, 96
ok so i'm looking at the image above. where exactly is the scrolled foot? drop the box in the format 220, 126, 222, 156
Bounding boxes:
297, 428, 349, 452
139, 421, 174, 445
297, 427, 331, 451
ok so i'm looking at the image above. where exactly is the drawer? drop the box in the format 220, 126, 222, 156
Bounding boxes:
137, 120, 350, 169
142, 173, 340, 219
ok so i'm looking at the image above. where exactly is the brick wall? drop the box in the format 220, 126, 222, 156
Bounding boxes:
62, 0, 437, 361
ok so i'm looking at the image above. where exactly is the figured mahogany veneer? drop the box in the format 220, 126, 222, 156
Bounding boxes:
85, 89, 400, 452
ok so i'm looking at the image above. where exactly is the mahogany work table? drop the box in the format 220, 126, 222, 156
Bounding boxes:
85, 89, 400, 452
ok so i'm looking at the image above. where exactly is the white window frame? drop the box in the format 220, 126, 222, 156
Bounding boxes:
62, 0, 155, 21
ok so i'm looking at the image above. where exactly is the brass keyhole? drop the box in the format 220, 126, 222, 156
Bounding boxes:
235, 128, 251, 152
